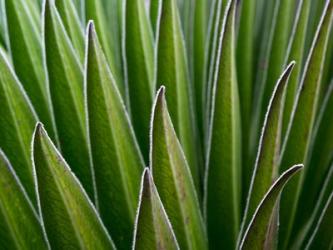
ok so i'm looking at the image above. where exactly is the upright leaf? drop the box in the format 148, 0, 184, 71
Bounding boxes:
32, 123, 115, 249
150, 0, 160, 36
55, 0, 85, 60
133, 168, 179, 250
85, 0, 123, 96
124, 0, 154, 159
43, 0, 93, 198
155, 0, 200, 191
5, 0, 55, 136
85, 22, 144, 249
150, 87, 207, 250
204, 0, 241, 248
240, 164, 303, 250
0, 50, 38, 203
239, 62, 295, 241
0, 150, 49, 249
278, 1, 333, 248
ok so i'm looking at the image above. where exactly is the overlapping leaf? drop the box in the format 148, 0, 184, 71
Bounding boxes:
204, 0, 241, 248
85, 22, 144, 249
32, 123, 115, 249
43, 0, 93, 198
133, 168, 179, 250
150, 87, 207, 250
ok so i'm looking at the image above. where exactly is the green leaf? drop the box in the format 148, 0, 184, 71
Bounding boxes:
240, 164, 303, 250
204, 0, 241, 248
32, 123, 115, 250
43, 0, 93, 198
150, 87, 207, 250
149, 0, 160, 36
4, 0, 55, 137
124, 0, 154, 160
305, 190, 333, 249
155, 0, 201, 191
0, 150, 49, 249
278, 1, 333, 248
85, 0, 123, 97
55, 0, 85, 60
282, 0, 311, 137
239, 62, 295, 241
85, 22, 144, 249
0, 50, 38, 204
133, 168, 179, 250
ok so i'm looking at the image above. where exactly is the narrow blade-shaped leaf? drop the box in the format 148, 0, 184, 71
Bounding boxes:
133, 168, 179, 250
149, 0, 160, 36
124, 0, 154, 159
32, 123, 115, 249
5, 0, 55, 136
150, 87, 207, 250
85, 0, 123, 96
204, 0, 241, 248
43, 0, 93, 198
278, 2, 333, 248
0, 50, 38, 203
0, 150, 49, 249
240, 164, 303, 249
55, 0, 85, 60
239, 62, 295, 242
85, 22, 144, 249
155, 0, 201, 191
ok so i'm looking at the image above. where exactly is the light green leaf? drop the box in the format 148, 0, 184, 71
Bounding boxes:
0, 50, 38, 204
32, 123, 115, 250
240, 164, 303, 250
204, 0, 241, 248
133, 168, 179, 250
85, 22, 144, 249
85, 0, 123, 97
0, 150, 49, 249
150, 87, 207, 250
239, 62, 295, 242
282, 0, 311, 137
55, 0, 85, 60
278, 1, 333, 248
5, 0, 55, 137
43, 0, 93, 198
305, 189, 333, 249
155, 0, 201, 191
124, 0, 154, 159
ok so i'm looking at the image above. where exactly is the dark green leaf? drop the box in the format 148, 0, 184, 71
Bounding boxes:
0, 50, 38, 203
32, 123, 115, 249
133, 168, 179, 250
240, 164, 303, 249
204, 0, 241, 248
43, 0, 93, 198
0, 150, 49, 249
124, 0, 154, 160
150, 87, 207, 250
85, 22, 144, 249
278, 1, 333, 248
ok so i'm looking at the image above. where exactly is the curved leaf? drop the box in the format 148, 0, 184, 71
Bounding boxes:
32, 123, 115, 250
239, 62, 295, 241
0, 50, 38, 203
85, 22, 144, 249
0, 150, 49, 249
133, 168, 179, 250
150, 87, 207, 250
278, 1, 333, 247
43, 0, 93, 198
240, 164, 303, 249
4, 0, 55, 136
155, 0, 201, 191
124, 0, 154, 159
204, 0, 241, 248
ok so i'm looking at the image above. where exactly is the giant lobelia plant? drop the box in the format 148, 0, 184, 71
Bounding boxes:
0, 0, 332, 249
